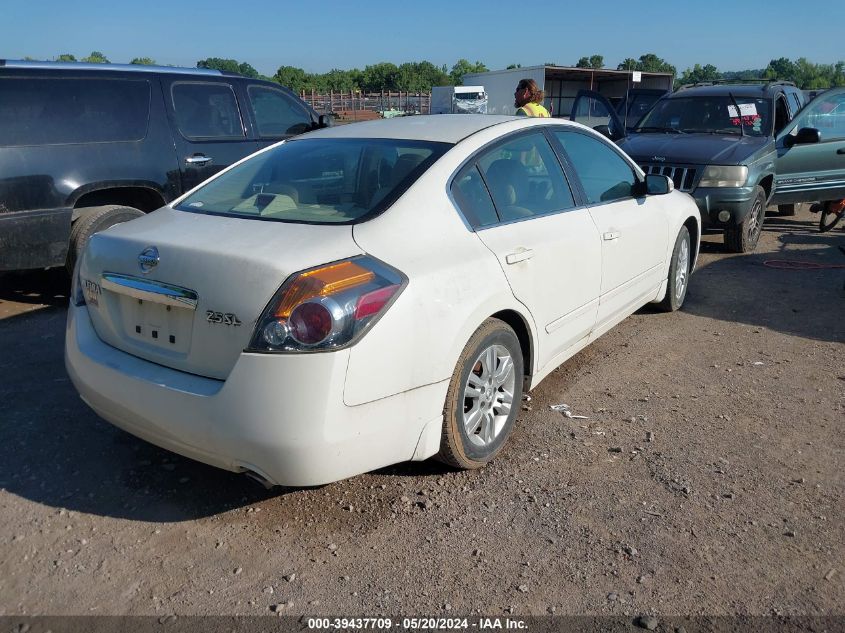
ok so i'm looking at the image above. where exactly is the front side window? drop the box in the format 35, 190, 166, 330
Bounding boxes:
554, 131, 638, 204
0, 77, 150, 146
476, 132, 575, 222
176, 138, 449, 224
172, 82, 244, 139
247, 86, 312, 137
635, 96, 772, 137
797, 91, 845, 141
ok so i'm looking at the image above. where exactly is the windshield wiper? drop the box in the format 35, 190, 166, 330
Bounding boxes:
728, 92, 745, 138
635, 126, 686, 134
681, 128, 742, 136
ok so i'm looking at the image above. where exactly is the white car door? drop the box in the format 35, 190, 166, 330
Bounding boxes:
451, 130, 602, 371
551, 129, 669, 327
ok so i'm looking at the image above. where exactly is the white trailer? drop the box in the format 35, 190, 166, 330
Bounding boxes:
430, 85, 488, 114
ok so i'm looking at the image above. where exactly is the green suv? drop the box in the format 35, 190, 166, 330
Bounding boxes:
571, 83, 845, 252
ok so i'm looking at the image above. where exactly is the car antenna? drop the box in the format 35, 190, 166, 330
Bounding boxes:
728, 92, 745, 137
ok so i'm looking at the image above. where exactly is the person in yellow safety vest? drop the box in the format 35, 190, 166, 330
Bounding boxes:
514, 78, 550, 117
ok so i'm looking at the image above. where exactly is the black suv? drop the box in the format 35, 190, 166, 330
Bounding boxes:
571, 81, 845, 252
0, 60, 330, 272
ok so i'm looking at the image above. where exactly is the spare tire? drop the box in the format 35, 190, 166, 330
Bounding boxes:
66, 205, 144, 274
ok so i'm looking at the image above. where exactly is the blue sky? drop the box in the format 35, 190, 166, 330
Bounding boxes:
5, 0, 844, 76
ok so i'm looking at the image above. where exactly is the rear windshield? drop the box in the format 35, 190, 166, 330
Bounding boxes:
0, 77, 150, 146
175, 138, 450, 224
635, 96, 772, 136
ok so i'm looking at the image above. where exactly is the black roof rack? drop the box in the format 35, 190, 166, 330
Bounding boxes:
0, 59, 231, 77
677, 78, 797, 91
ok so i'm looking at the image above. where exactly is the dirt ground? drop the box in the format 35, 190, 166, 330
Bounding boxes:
0, 204, 842, 621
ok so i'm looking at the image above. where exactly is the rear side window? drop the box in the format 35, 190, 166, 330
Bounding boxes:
554, 131, 638, 204
172, 82, 244, 139
451, 164, 499, 228
247, 86, 312, 137
0, 77, 150, 146
475, 132, 575, 223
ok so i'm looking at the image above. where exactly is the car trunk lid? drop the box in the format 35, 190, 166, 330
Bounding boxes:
79, 208, 361, 380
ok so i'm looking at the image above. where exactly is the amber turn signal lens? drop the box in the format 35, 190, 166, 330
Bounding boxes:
273, 261, 375, 318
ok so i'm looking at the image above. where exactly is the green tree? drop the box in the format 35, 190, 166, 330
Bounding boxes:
359, 62, 399, 92
576, 55, 604, 69
395, 61, 449, 91
196, 57, 259, 78
449, 59, 488, 85
506, 63, 522, 70
721, 69, 764, 81
81, 51, 109, 63
321, 68, 359, 92
56, 53, 77, 62
617, 54, 675, 75
763, 57, 797, 82
636, 53, 675, 75
678, 63, 720, 86
274, 65, 309, 92
130, 57, 156, 65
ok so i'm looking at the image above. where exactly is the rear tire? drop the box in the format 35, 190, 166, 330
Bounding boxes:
66, 205, 144, 274
437, 319, 524, 470
724, 186, 765, 253
656, 226, 691, 312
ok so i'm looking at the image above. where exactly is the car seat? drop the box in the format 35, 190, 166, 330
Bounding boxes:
484, 159, 533, 219
369, 153, 426, 208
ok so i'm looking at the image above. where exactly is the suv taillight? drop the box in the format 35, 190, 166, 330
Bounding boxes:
247, 256, 406, 353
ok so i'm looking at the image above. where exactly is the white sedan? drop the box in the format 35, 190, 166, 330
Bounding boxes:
65, 115, 700, 487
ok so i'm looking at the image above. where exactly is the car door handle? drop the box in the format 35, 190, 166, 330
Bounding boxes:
185, 154, 213, 165
505, 248, 534, 264
837, 148, 845, 155
603, 231, 621, 241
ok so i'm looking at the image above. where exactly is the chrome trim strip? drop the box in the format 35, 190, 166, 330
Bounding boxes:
101, 273, 198, 310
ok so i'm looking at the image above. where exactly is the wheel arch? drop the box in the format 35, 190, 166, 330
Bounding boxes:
490, 309, 534, 382
683, 215, 700, 271
757, 174, 775, 203
71, 184, 168, 221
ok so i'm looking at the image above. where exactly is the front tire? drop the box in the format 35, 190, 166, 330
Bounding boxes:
656, 225, 691, 312
66, 205, 145, 274
724, 186, 765, 253
437, 319, 524, 469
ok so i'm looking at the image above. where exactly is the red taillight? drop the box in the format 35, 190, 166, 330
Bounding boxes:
248, 256, 406, 353
289, 301, 333, 345
355, 284, 400, 320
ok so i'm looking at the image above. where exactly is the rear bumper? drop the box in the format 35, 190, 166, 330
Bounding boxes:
65, 303, 447, 487
692, 186, 756, 229
0, 207, 72, 271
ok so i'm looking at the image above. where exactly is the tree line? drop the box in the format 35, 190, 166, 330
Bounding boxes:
32, 52, 845, 92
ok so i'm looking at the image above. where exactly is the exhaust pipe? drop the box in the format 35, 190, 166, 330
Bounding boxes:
241, 467, 275, 489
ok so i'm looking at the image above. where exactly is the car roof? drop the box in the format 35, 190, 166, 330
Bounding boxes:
672, 84, 786, 99
0, 59, 230, 78
300, 114, 553, 144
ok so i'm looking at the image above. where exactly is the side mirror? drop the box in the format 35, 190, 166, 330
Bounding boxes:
318, 114, 334, 128
642, 174, 673, 196
784, 127, 820, 147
